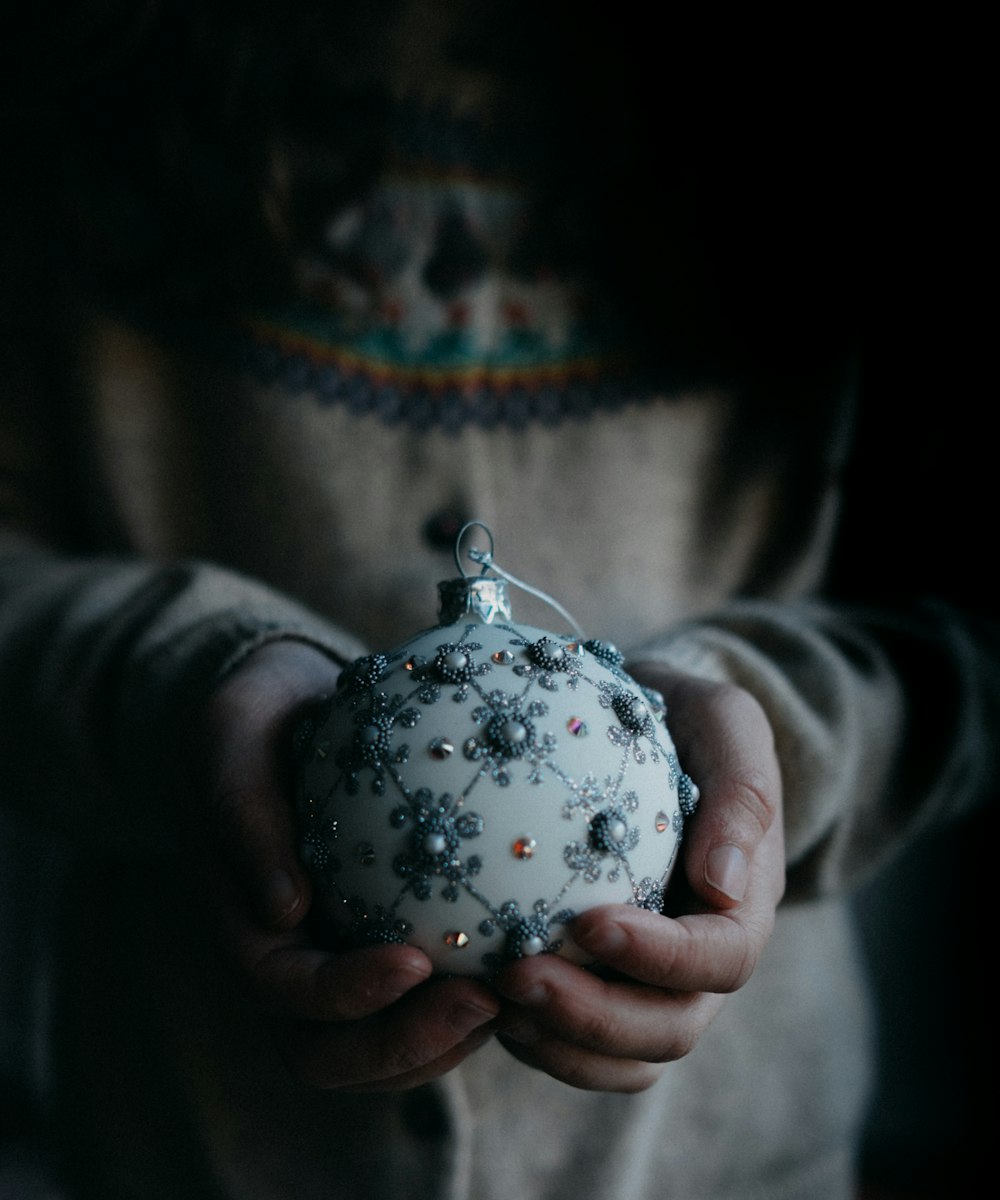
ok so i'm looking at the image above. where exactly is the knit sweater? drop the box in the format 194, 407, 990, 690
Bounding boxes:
2, 22, 996, 1198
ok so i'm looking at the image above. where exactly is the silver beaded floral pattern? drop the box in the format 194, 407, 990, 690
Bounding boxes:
296, 620, 698, 976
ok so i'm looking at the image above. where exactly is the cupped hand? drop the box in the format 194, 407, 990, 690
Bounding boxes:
492, 664, 785, 1092
188, 640, 499, 1092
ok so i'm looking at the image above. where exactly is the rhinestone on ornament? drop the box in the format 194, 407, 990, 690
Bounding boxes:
428, 737, 454, 760
512, 836, 537, 860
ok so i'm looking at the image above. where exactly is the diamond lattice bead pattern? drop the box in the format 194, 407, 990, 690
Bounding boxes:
295, 618, 697, 976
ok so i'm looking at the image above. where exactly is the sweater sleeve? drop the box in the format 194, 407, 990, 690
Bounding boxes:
0, 539, 367, 852
630, 597, 1000, 899
0, 323, 367, 852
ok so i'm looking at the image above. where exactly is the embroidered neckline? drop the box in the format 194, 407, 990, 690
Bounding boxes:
239, 315, 638, 432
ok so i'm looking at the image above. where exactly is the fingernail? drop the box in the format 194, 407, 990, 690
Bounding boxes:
573, 920, 627, 961
706, 844, 748, 903
384, 962, 432, 999
449, 999, 499, 1037
495, 975, 549, 1007
264, 869, 302, 925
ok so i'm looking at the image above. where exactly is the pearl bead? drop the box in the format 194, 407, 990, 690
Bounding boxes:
423, 832, 448, 856
521, 935, 545, 956
443, 651, 468, 672
502, 719, 528, 744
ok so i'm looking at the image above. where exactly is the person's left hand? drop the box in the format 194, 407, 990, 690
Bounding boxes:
491, 663, 785, 1092
186, 639, 501, 1093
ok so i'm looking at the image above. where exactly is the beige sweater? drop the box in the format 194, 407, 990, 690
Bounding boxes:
2, 303, 993, 1200
1, 21, 995, 1191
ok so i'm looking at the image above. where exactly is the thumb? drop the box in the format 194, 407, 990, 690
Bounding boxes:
198, 640, 344, 928
629, 665, 784, 911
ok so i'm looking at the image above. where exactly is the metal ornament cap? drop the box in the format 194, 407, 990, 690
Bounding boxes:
437, 576, 512, 625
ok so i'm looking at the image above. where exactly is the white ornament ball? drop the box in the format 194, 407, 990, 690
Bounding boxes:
294, 603, 698, 978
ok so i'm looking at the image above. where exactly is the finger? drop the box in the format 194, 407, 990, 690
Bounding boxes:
495, 946, 725, 1060
246, 939, 435, 1022
629, 666, 784, 911
211, 855, 434, 1020
496, 1032, 665, 1094
276, 977, 500, 1091
199, 641, 343, 927
336, 1025, 497, 1094
569, 902, 772, 993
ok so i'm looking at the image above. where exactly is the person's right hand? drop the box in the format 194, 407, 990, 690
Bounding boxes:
490, 664, 785, 1092
188, 640, 500, 1092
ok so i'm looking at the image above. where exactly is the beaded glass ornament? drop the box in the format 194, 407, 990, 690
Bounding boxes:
294, 523, 699, 976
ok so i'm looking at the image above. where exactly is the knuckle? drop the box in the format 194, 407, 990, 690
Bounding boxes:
650, 998, 720, 1063
718, 931, 759, 992
719, 682, 771, 732
728, 772, 777, 840
575, 1004, 622, 1054
653, 1022, 700, 1064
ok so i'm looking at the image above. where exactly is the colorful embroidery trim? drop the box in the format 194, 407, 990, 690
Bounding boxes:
241, 317, 637, 431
